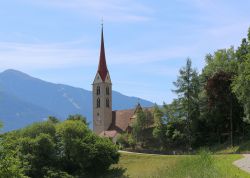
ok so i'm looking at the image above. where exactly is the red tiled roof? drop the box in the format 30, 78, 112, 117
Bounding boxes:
97, 27, 108, 81
110, 109, 135, 132
109, 106, 155, 134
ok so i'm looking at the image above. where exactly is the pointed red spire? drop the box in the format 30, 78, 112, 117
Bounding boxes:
97, 25, 108, 81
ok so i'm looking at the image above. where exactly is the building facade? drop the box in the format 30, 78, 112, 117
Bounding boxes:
92, 26, 154, 140
92, 26, 112, 135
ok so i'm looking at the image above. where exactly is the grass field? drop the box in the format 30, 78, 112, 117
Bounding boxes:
105, 151, 250, 178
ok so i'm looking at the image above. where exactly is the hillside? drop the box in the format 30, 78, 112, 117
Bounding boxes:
0, 69, 154, 131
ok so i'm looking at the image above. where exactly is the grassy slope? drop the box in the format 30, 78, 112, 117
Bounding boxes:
107, 153, 250, 178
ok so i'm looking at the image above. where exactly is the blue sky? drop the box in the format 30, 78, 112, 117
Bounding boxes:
0, 0, 249, 104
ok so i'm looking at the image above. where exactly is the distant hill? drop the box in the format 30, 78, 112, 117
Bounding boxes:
0, 69, 154, 131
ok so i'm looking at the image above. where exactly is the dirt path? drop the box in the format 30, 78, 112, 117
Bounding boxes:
233, 154, 250, 173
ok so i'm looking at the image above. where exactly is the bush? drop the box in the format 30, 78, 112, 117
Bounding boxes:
128, 134, 136, 149
116, 133, 129, 148
1, 115, 120, 177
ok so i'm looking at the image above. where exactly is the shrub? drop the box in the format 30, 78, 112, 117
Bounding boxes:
1, 116, 120, 177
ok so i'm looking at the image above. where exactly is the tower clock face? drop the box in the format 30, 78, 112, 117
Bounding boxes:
95, 115, 102, 125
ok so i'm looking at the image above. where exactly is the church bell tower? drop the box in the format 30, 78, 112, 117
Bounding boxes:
92, 25, 112, 135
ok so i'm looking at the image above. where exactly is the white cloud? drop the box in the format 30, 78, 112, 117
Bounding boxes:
0, 41, 96, 70
108, 45, 198, 65
23, 0, 153, 22
0, 40, 198, 71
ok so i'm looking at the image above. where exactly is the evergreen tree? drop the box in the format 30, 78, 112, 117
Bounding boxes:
152, 105, 164, 143
173, 58, 200, 148
131, 109, 146, 143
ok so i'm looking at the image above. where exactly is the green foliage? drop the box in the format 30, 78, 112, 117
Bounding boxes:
19, 133, 56, 177
236, 38, 249, 62
153, 105, 164, 127
127, 134, 136, 149
152, 105, 166, 146
0, 138, 27, 178
126, 27, 250, 151
56, 119, 119, 175
66, 114, 87, 125
195, 29, 249, 147
163, 100, 184, 122
172, 58, 200, 147
44, 169, 73, 178
165, 120, 188, 148
116, 133, 129, 148
131, 109, 146, 143
1, 115, 119, 177
203, 71, 244, 145
232, 57, 250, 123
48, 116, 60, 124
89, 137, 120, 174
236, 139, 250, 153
20, 121, 56, 138
202, 47, 238, 79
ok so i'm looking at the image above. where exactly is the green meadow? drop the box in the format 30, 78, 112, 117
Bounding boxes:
106, 152, 250, 178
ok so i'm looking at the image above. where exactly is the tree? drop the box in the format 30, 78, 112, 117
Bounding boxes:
163, 100, 185, 122
56, 119, 119, 176
1, 115, 119, 177
201, 47, 238, 79
236, 28, 250, 63
0, 144, 27, 178
19, 133, 56, 177
152, 105, 164, 144
116, 133, 129, 148
205, 71, 243, 145
144, 109, 153, 129
173, 58, 200, 147
164, 120, 188, 149
67, 114, 87, 125
131, 109, 146, 143
236, 38, 249, 62
232, 58, 250, 123
233, 28, 250, 124
200, 47, 245, 145
0, 123, 27, 178
48, 116, 60, 124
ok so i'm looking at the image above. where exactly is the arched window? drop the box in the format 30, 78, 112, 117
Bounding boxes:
97, 86, 100, 95
97, 98, 100, 108
106, 87, 109, 95
106, 98, 109, 108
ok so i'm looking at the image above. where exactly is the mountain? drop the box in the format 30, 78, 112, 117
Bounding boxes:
0, 69, 154, 131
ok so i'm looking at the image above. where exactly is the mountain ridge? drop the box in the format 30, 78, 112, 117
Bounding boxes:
0, 69, 154, 131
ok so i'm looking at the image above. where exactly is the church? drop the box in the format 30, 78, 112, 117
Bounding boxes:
92, 26, 153, 142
